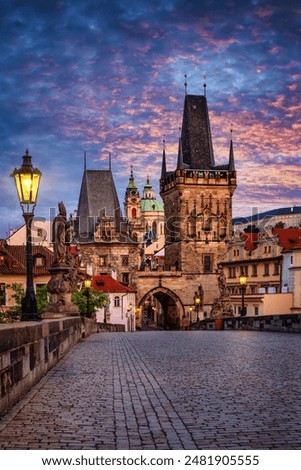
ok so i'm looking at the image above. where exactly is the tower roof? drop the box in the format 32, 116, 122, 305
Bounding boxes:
180, 94, 215, 170
77, 170, 122, 239
125, 167, 139, 197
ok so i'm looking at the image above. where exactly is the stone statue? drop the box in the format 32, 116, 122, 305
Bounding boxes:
52, 201, 70, 267
43, 202, 79, 318
210, 268, 234, 319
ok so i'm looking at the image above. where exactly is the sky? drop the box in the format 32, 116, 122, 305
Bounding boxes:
1, 0, 301, 238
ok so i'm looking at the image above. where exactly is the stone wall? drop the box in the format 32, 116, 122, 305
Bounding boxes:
200, 314, 301, 333
0, 317, 98, 416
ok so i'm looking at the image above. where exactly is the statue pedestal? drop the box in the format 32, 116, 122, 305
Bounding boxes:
43, 265, 80, 318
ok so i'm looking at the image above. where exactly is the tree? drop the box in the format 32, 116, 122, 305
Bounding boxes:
71, 288, 108, 317
0, 283, 50, 323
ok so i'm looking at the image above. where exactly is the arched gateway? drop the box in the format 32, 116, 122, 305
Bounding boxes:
139, 286, 184, 330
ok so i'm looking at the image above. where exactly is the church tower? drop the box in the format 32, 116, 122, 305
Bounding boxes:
160, 88, 237, 283
124, 167, 141, 222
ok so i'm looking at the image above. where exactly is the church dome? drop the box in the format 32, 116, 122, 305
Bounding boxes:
141, 199, 164, 212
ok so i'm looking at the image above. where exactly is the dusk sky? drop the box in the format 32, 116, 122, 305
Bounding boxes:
1, 0, 301, 238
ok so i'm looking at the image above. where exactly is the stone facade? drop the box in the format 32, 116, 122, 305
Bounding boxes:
74, 91, 237, 329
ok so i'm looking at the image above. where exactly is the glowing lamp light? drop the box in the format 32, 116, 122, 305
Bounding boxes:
11, 149, 42, 211
239, 275, 247, 286
195, 297, 201, 305
84, 278, 92, 289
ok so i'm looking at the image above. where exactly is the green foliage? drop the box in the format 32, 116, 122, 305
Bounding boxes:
275, 221, 285, 229
0, 283, 50, 323
71, 288, 108, 317
36, 284, 49, 314
0, 283, 23, 323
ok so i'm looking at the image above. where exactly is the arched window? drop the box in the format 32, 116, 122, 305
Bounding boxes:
132, 208, 137, 218
219, 218, 227, 239
114, 296, 120, 307
152, 221, 157, 237
203, 209, 212, 232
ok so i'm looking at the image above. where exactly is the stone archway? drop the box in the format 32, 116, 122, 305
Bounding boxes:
139, 286, 184, 330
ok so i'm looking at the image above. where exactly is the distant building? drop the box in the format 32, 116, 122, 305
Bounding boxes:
6, 220, 52, 249
92, 275, 136, 331
75, 169, 141, 288
124, 169, 165, 259
233, 206, 301, 234
0, 240, 53, 311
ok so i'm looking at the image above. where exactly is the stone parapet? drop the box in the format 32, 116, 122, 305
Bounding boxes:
0, 317, 97, 416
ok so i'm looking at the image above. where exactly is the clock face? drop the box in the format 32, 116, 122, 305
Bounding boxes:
131, 198, 136, 203
131, 190, 136, 196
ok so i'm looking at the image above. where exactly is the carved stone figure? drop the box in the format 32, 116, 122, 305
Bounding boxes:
52, 201, 70, 267
210, 268, 234, 319
42, 202, 79, 318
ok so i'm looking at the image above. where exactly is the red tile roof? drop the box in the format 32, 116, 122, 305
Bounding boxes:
91, 275, 135, 293
0, 242, 53, 276
273, 228, 301, 250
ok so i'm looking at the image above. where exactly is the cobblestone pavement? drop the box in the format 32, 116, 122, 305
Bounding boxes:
0, 330, 301, 450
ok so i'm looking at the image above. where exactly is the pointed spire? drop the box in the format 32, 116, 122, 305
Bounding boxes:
184, 74, 188, 96
177, 135, 184, 169
125, 165, 139, 197
109, 152, 112, 171
228, 125, 235, 171
161, 136, 167, 178
84, 151, 87, 171
203, 74, 207, 97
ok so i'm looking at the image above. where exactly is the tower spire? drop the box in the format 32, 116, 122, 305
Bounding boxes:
161, 136, 167, 178
203, 74, 207, 97
228, 124, 235, 171
109, 152, 112, 171
177, 136, 184, 170
184, 74, 188, 96
84, 151, 87, 171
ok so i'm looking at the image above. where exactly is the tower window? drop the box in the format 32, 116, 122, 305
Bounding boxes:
203, 255, 213, 273
132, 208, 137, 218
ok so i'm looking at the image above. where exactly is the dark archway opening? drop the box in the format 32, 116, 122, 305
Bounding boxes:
141, 290, 181, 330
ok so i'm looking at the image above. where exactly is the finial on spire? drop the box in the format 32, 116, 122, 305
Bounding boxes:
130, 164, 133, 178
184, 74, 188, 96
161, 136, 167, 178
230, 123, 233, 139
203, 74, 207, 97
84, 151, 87, 171
109, 152, 112, 171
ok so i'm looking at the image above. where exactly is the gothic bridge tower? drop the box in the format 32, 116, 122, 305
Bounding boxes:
159, 87, 237, 313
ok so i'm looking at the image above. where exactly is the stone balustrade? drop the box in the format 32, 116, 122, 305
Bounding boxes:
0, 317, 98, 416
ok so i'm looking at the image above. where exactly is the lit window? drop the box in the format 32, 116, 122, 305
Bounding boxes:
34, 256, 45, 267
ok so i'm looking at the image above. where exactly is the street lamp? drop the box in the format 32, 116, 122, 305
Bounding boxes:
11, 150, 42, 321
239, 274, 247, 316
195, 296, 201, 322
84, 277, 92, 318
189, 306, 193, 328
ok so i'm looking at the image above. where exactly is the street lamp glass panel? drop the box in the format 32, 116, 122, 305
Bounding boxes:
13, 172, 41, 204
239, 275, 247, 286
11, 151, 41, 206
84, 278, 92, 288
195, 297, 201, 305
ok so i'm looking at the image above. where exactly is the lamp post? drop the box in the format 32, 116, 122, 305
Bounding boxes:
195, 296, 201, 322
189, 306, 193, 328
84, 277, 92, 318
11, 150, 42, 321
239, 274, 247, 316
